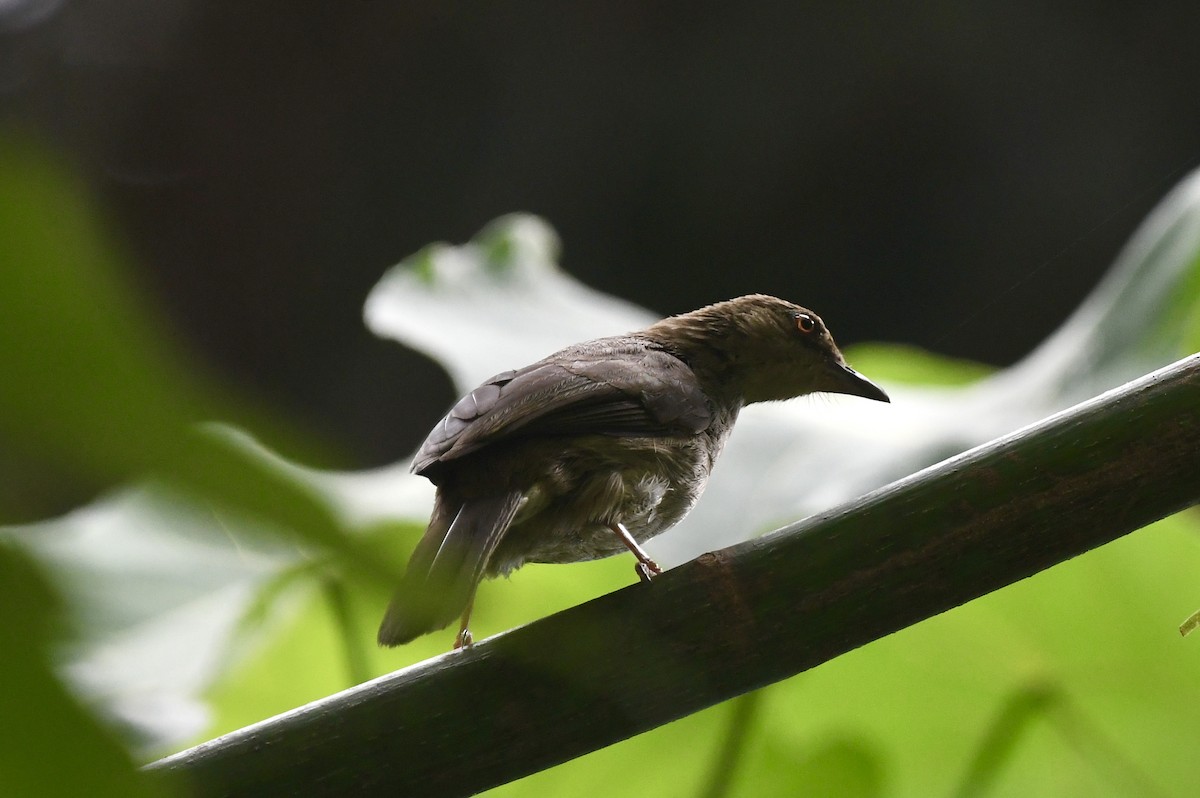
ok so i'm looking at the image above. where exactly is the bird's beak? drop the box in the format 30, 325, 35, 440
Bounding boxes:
821, 362, 890, 403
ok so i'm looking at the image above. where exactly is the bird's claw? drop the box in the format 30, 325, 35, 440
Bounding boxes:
635, 559, 663, 583
453, 629, 474, 649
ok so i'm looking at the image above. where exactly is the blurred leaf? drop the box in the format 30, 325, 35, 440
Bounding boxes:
951, 684, 1171, 798
951, 684, 1060, 798
843, 342, 994, 386
318, 569, 374, 686
770, 739, 885, 798
0, 137, 202, 516
362, 214, 658, 391
0, 137, 390, 755
698, 692, 763, 798
0, 134, 380, 556
756, 514, 1200, 798
14, 485, 300, 751
0, 545, 168, 797
6, 140, 1200, 798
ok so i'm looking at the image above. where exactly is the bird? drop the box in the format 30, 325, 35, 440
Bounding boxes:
378, 294, 889, 648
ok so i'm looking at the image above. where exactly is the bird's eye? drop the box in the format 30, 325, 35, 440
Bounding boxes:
795, 312, 817, 333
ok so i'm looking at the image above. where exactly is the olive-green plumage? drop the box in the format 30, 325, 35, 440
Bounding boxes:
378, 294, 889, 647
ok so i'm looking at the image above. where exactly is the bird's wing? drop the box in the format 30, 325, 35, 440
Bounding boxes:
411, 338, 711, 476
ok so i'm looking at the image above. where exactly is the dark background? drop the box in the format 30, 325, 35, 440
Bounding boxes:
5, 1, 1199, 467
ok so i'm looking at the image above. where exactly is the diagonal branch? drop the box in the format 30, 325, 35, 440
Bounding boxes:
147, 354, 1200, 798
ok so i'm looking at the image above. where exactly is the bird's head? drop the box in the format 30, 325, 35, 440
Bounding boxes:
648, 294, 890, 406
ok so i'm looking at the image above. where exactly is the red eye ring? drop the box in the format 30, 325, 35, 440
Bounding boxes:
795, 312, 817, 333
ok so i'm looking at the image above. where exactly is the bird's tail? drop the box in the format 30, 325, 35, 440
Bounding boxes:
377, 491, 523, 647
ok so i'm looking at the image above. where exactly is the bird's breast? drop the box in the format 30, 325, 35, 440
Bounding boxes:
485, 419, 737, 575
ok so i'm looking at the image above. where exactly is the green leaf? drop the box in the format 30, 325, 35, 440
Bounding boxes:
0, 545, 169, 797
0, 137, 391, 756
842, 342, 994, 386
8, 136, 1200, 798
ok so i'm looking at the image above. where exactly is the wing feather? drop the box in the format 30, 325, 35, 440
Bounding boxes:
411, 337, 711, 477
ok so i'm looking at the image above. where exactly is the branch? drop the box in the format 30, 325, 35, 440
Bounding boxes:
147, 354, 1200, 797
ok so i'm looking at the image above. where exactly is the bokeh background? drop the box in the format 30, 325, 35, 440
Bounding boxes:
5, 4, 1200, 797
5, 0, 1200, 473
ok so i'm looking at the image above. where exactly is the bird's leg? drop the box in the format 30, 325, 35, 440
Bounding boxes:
608, 522, 663, 583
453, 589, 477, 650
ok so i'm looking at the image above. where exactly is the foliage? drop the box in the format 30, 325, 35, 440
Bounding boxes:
3, 135, 1200, 796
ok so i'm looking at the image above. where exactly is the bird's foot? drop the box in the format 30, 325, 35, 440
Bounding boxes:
610, 522, 663, 584
635, 559, 663, 583
453, 628, 474, 649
